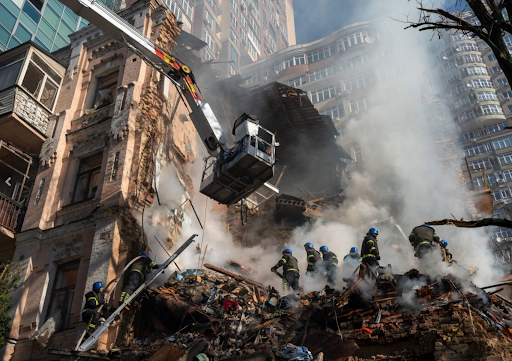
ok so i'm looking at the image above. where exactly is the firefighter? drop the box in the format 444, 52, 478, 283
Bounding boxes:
341, 247, 361, 282
361, 228, 380, 280
440, 239, 453, 263
119, 251, 159, 304
304, 242, 322, 274
409, 224, 442, 260
271, 249, 301, 292
319, 246, 339, 286
82, 281, 116, 337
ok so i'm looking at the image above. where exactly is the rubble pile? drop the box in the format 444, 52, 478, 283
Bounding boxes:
110, 267, 512, 361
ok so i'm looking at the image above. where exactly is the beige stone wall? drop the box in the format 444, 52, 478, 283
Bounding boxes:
6, 1, 199, 359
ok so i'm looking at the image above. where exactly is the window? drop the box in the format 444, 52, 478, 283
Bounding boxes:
345, 72, 378, 91
310, 84, 342, 104
308, 65, 334, 82
464, 66, 488, 76
20, 53, 62, 110
473, 176, 485, 189
481, 104, 503, 115
379, 64, 407, 80
492, 66, 502, 74
203, 29, 214, 51
508, 105, 512, 113
179, 0, 193, 20
91, 72, 118, 109
504, 169, 512, 182
73, 153, 103, 203
505, 35, 512, 47
285, 75, 306, 88
451, 33, 470, 42
340, 55, 370, 70
494, 136, 512, 150
246, 69, 268, 85
457, 110, 475, 124
498, 78, 509, 86
463, 143, 485, 157
350, 97, 373, 112
462, 54, 483, 63
477, 91, 498, 101
276, 55, 306, 72
455, 43, 478, 52
460, 129, 480, 141
230, 12, 238, 29
337, 31, 368, 51
492, 190, 511, 201
0, 52, 24, 92
164, 0, 183, 21
353, 146, 364, 162
504, 91, 512, 99
230, 27, 238, 45
472, 78, 493, 88
231, 0, 239, 14
492, 228, 512, 240
307, 46, 335, 64
46, 261, 79, 330
488, 54, 497, 61
468, 158, 490, 170
229, 46, 239, 69
498, 152, 512, 165
204, 10, 214, 29
319, 104, 345, 120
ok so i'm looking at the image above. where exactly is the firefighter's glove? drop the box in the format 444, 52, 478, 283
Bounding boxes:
271, 267, 277, 273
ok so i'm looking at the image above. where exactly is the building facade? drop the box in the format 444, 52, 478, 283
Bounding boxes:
433, 25, 512, 263
163, 0, 295, 77
1, 1, 199, 359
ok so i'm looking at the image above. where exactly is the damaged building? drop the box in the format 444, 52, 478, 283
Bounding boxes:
1, 1, 199, 359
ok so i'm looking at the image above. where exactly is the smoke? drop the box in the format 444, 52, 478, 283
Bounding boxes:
137, 0, 502, 293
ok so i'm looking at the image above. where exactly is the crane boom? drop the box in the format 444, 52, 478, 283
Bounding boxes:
56, 0, 277, 205
58, 0, 227, 153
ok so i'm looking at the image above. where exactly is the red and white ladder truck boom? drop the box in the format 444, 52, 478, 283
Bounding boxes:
58, 0, 276, 205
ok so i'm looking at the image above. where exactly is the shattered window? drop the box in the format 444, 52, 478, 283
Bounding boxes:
468, 158, 490, 171
73, 153, 103, 203
46, 260, 79, 329
91, 72, 118, 109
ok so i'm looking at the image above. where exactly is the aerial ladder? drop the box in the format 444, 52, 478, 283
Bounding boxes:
57, 0, 276, 205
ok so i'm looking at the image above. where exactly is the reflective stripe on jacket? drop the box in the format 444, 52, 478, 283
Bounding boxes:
306, 249, 322, 271
361, 234, 379, 260
409, 225, 440, 249
274, 254, 300, 274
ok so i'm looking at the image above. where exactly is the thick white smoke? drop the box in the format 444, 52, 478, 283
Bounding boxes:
138, 0, 502, 293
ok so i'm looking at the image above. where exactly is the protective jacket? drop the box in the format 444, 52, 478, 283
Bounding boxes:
274, 254, 300, 274
322, 251, 339, 269
409, 225, 440, 250
83, 290, 113, 312
442, 247, 453, 262
130, 256, 159, 282
361, 234, 380, 261
306, 248, 322, 272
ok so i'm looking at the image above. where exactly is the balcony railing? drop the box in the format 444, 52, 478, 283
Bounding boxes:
0, 192, 25, 233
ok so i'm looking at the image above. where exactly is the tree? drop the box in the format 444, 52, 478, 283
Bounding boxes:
0, 261, 20, 349
405, 0, 512, 87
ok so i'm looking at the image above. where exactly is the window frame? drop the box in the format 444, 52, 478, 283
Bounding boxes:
45, 260, 80, 330
72, 153, 103, 204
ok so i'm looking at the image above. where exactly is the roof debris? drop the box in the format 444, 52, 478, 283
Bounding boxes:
99, 265, 512, 361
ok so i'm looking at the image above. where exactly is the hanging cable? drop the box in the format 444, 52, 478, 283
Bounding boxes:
197, 198, 208, 270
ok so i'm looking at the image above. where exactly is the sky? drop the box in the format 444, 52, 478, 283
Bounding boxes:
292, 0, 462, 44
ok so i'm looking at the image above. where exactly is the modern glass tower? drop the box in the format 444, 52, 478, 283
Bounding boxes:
0, 0, 121, 52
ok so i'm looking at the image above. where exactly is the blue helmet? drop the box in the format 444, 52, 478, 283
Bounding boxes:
304, 242, 314, 248
319, 245, 329, 253
441, 239, 448, 248
350, 247, 359, 254
140, 251, 148, 257
93, 281, 104, 291
283, 248, 292, 254
368, 228, 378, 236
423, 223, 431, 228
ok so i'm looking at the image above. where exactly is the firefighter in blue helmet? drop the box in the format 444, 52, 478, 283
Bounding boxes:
440, 239, 453, 263
271, 249, 301, 292
82, 281, 116, 337
361, 228, 380, 279
303, 242, 322, 274
319, 246, 339, 286
119, 251, 159, 304
409, 224, 442, 260
342, 247, 361, 282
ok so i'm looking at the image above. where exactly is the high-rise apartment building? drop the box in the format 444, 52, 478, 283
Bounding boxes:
165, 0, 295, 77
433, 23, 512, 256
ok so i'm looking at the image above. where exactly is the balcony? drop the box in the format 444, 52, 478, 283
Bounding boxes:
0, 42, 65, 153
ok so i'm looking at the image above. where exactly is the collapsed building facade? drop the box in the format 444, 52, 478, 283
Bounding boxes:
1, 1, 199, 359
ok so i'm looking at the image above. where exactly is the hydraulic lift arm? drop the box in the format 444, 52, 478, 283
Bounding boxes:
56, 0, 277, 205
76, 234, 197, 352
